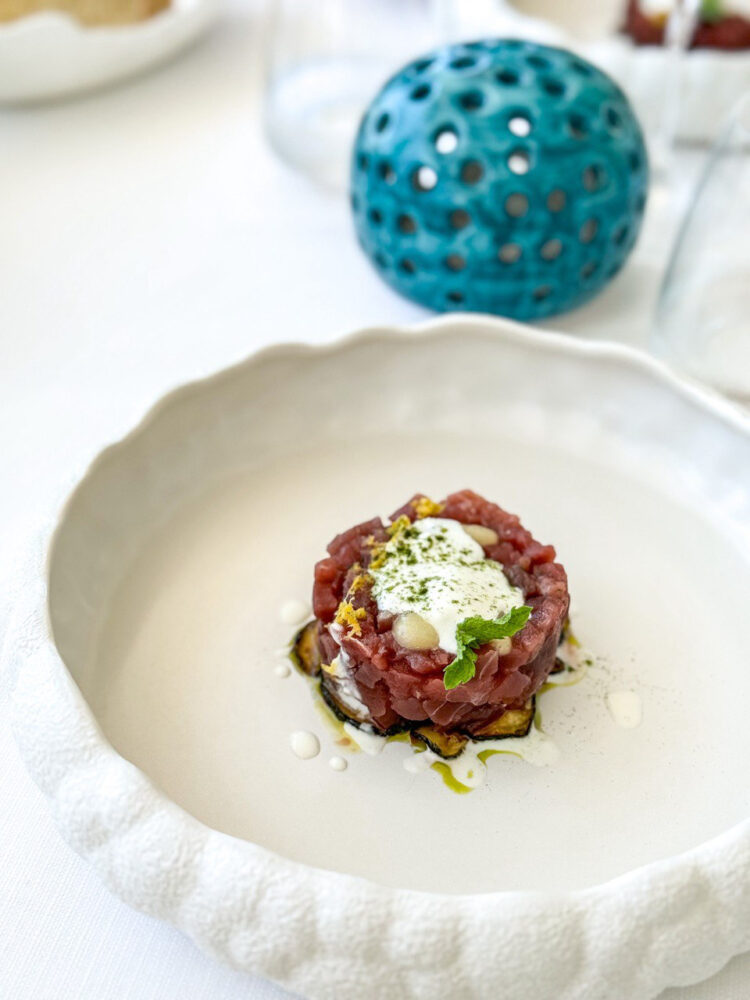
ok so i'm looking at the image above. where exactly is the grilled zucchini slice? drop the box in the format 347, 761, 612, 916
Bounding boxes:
410, 726, 468, 759
319, 674, 370, 726
291, 620, 321, 677
470, 700, 535, 741
320, 675, 406, 736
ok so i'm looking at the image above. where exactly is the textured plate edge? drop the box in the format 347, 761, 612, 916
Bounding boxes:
4, 314, 750, 1000
0, 0, 219, 105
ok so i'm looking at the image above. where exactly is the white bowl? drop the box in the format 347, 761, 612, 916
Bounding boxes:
0, 0, 217, 104
5, 316, 750, 999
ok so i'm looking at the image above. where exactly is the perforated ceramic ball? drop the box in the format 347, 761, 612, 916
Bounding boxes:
351, 39, 649, 320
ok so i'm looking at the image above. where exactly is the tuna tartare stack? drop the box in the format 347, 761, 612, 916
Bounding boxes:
293, 490, 570, 758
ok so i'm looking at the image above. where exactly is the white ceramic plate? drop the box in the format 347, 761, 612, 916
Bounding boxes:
0, 0, 217, 104
6, 317, 750, 999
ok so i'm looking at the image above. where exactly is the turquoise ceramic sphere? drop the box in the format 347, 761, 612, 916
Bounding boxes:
351, 39, 648, 320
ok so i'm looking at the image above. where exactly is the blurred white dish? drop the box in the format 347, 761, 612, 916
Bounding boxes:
0, 0, 218, 104
5, 316, 750, 999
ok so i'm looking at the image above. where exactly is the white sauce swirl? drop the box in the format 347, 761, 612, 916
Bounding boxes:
401, 725, 560, 788
326, 640, 371, 718
343, 722, 386, 755
370, 517, 523, 654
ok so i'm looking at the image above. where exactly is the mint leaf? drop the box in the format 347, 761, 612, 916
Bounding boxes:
442, 646, 478, 691
443, 606, 532, 690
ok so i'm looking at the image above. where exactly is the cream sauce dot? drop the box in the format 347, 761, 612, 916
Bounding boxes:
290, 731, 320, 759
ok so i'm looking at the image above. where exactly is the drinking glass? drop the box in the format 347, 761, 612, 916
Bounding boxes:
652, 93, 750, 401
650, 0, 702, 180
263, 0, 444, 190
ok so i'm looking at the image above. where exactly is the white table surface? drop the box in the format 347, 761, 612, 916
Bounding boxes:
1, 3, 748, 998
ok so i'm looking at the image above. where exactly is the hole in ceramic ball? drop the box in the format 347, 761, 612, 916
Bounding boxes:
570, 59, 593, 76
508, 149, 531, 175
498, 243, 522, 263
379, 162, 396, 184
533, 285, 552, 301
413, 165, 438, 192
412, 58, 434, 74
411, 84, 431, 101
583, 164, 607, 192
397, 214, 417, 234
450, 208, 470, 229
400, 259, 416, 275
368, 208, 383, 225
636, 192, 647, 212
444, 253, 466, 272
581, 261, 597, 279
606, 106, 623, 131
434, 127, 459, 154
374, 252, 388, 268
508, 114, 532, 137
496, 68, 519, 85
579, 218, 599, 243
542, 78, 565, 98
458, 90, 484, 111
607, 261, 622, 278
461, 160, 483, 185
447, 290, 464, 304
357, 153, 369, 171
629, 151, 642, 171
613, 223, 629, 246
568, 113, 588, 139
375, 113, 390, 133
540, 238, 562, 260
527, 53, 550, 70
547, 189, 566, 212
505, 192, 529, 218
451, 55, 476, 70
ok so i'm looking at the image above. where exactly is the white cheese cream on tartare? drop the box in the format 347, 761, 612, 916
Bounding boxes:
370, 517, 523, 654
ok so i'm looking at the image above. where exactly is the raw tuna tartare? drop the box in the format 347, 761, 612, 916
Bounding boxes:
293, 491, 569, 758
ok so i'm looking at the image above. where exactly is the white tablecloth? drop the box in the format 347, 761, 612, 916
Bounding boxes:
1, 3, 748, 997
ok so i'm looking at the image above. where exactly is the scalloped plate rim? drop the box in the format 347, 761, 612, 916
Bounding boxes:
6, 313, 750, 1000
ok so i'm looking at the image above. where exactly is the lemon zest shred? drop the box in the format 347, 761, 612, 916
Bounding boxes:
411, 496, 445, 519
348, 571, 373, 595
369, 545, 387, 570
370, 515, 412, 571
334, 601, 367, 635
387, 514, 411, 538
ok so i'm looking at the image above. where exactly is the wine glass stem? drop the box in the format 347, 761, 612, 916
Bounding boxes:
653, 0, 701, 180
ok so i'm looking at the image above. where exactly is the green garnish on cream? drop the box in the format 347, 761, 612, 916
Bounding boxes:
370, 517, 526, 662
443, 606, 533, 690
